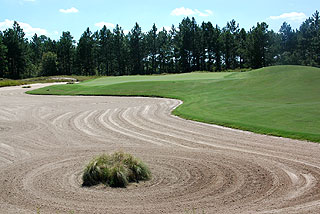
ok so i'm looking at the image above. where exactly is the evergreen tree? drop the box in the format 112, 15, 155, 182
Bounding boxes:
190, 18, 201, 71
129, 23, 144, 75
113, 25, 127, 76
29, 34, 56, 77
237, 28, 248, 68
0, 32, 8, 78
76, 28, 95, 75
43, 37, 57, 53
41, 51, 57, 76
1, 12, 320, 79
97, 25, 114, 76
92, 31, 100, 75
146, 23, 158, 74
309, 11, 320, 66
222, 20, 239, 70
279, 22, 295, 52
177, 17, 193, 73
57, 31, 75, 75
296, 11, 320, 66
2, 21, 28, 79
158, 27, 172, 73
200, 22, 213, 71
266, 30, 281, 66
247, 22, 269, 68
213, 25, 222, 71
29, 34, 42, 72
170, 25, 179, 73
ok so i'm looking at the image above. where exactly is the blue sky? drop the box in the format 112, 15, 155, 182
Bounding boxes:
0, 0, 318, 41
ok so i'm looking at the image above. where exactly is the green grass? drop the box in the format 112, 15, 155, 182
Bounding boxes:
28, 65, 320, 142
0, 75, 98, 87
82, 152, 151, 188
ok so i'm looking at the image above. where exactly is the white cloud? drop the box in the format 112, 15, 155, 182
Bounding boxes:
0, 19, 49, 37
171, 7, 196, 16
269, 12, 307, 21
205, 10, 213, 15
95, 22, 115, 29
23, 0, 36, 2
195, 9, 209, 17
59, 7, 79, 14
123, 30, 129, 35
171, 7, 213, 17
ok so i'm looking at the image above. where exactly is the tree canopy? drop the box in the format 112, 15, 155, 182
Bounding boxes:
0, 11, 319, 79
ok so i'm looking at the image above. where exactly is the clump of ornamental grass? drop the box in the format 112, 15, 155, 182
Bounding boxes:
82, 152, 151, 188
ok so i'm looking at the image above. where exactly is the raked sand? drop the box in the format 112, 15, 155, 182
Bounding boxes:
0, 84, 320, 214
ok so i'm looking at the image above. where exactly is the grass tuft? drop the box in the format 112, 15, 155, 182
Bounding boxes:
82, 152, 151, 188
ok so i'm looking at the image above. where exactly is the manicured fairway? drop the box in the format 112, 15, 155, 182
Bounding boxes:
28, 65, 320, 142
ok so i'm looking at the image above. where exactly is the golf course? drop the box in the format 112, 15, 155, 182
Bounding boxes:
28, 65, 320, 142
1, 0, 320, 212
0, 65, 319, 213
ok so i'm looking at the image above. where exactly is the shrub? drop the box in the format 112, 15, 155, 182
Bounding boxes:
82, 152, 151, 188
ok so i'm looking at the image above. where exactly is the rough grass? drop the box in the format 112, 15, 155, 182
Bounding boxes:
0, 75, 98, 87
28, 66, 320, 142
82, 152, 151, 188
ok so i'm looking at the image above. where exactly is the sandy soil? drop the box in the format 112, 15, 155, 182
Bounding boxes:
0, 84, 320, 214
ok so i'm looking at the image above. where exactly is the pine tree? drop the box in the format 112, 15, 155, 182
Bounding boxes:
311, 11, 320, 66
146, 23, 158, 74
237, 28, 248, 68
247, 22, 269, 68
97, 25, 114, 76
76, 28, 95, 75
41, 51, 57, 76
0, 32, 8, 78
2, 21, 28, 79
29, 34, 42, 72
213, 25, 222, 71
57, 31, 75, 75
222, 20, 239, 70
158, 27, 171, 73
129, 23, 144, 75
177, 17, 193, 73
170, 25, 179, 73
112, 25, 127, 76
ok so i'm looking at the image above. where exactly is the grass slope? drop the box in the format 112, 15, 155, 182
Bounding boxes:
28, 66, 320, 142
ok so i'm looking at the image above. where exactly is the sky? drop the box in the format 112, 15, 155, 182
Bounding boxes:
0, 0, 319, 41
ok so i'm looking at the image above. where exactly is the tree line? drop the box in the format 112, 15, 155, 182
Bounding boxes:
0, 11, 319, 79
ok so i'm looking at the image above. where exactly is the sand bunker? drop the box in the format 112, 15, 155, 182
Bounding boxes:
0, 84, 320, 214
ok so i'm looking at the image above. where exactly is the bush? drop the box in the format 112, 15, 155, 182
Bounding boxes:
82, 152, 151, 188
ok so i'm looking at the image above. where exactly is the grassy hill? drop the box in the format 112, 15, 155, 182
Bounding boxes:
28, 65, 320, 142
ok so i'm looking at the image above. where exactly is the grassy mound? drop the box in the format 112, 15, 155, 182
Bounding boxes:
82, 152, 151, 188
